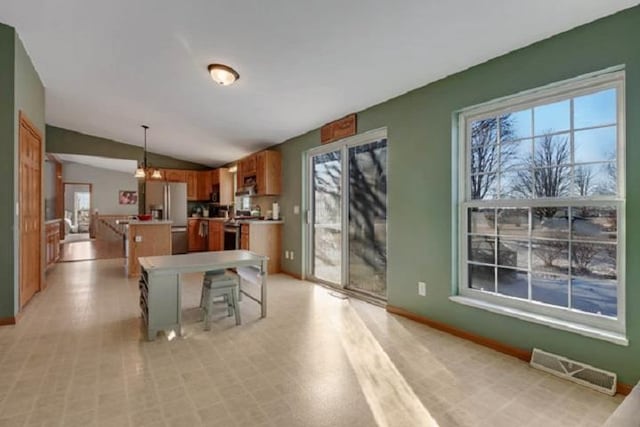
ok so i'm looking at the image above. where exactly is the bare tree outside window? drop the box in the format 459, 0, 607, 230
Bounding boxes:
575, 165, 594, 197
470, 115, 517, 199
512, 133, 570, 219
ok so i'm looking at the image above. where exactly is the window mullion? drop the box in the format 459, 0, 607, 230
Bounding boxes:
494, 208, 498, 293
568, 206, 573, 309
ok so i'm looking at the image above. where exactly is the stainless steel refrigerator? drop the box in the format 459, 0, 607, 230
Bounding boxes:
145, 182, 188, 254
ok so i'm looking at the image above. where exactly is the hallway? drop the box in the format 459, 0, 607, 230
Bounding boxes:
60, 239, 123, 262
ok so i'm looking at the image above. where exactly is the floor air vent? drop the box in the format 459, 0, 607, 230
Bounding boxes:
530, 348, 616, 395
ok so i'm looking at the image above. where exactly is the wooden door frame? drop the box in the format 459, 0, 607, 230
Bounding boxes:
18, 111, 43, 310
45, 154, 65, 239
63, 182, 93, 237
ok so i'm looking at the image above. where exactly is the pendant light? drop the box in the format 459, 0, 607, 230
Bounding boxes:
135, 125, 162, 179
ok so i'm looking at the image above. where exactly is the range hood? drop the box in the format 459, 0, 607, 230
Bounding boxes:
235, 185, 256, 197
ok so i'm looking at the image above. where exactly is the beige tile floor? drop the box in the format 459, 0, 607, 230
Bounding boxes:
0, 259, 623, 427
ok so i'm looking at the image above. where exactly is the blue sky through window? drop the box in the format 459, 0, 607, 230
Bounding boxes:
472, 87, 618, 186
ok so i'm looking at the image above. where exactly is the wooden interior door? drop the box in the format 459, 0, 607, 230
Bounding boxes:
19, 112, 42, 309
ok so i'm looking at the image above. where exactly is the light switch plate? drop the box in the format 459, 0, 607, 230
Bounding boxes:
418, 282, 426, 296
293, 205, 300, 215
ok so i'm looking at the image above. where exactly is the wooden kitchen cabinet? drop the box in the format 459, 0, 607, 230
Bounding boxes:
235, 150, 281, 196
240, 224, 250, 250
45, 220, 62, 272
211, 168, 234, 205
236, 155, 256, 188
186, 171, 198, 200
255, 150, 281, 196
188, 219, 207, 252
207, 221, 224, 251
239, 222, 281, 273
236, 161, 244, 189
163, 169, 186, 182
242, 156, 257, 175
197, 170, 211, 201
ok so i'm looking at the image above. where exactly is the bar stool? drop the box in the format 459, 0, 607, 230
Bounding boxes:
200, 270, 241, 330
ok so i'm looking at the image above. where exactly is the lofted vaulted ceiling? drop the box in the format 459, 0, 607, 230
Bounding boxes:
1, 1, 638, 166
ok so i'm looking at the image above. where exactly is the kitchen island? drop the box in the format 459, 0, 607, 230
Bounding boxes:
125, 220, 172, 277
138, 250, 268, 340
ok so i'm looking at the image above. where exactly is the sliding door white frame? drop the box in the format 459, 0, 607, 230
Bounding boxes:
304, 127, 388, 290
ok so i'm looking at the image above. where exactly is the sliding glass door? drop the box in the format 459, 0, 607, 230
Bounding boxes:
311, 150, 343, 285
307, 130, 388, 298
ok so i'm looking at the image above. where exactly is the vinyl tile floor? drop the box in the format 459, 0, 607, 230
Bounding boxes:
0, 259, 623, 427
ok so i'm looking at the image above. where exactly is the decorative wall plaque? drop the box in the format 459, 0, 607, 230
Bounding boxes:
320, 114, 357, 144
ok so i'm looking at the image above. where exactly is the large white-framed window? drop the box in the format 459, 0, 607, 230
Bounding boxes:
455, 68, 626, 339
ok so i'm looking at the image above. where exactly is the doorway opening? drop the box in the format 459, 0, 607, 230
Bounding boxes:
63, 183, 92, 242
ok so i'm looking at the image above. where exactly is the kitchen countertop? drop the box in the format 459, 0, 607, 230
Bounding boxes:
235, 220, 284, 225
188, 217, 284, 224
123, 220, 173, 225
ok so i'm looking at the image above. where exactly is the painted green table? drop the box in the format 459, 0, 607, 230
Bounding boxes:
138, 250, 268, 341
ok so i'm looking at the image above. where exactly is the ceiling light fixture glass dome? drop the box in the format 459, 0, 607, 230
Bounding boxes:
208, 64, 240, 86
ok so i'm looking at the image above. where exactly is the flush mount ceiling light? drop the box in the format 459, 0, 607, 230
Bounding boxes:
135, 125, 162, 179
208, 64, 240, 86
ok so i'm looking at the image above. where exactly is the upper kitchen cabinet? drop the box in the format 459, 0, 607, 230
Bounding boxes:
164, 169, 186, 182
197, 170, 211, 201
211, 168, 233, 205
237, 150, 281, 196
186, 171, 198, 200
242, 156, 257, 176
255, 150, 281, 196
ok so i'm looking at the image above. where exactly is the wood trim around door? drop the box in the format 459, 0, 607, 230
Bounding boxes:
19, 111, 43, 310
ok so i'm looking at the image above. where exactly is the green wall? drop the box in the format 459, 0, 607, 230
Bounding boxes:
0, 25, 45, 318
14, 33, 46, 316
276, 6, 640, 384
0, 24, 16, 319
46, 125, 209, 170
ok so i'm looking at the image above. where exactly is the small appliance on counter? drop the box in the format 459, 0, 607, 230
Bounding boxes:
150, 204, 163, 220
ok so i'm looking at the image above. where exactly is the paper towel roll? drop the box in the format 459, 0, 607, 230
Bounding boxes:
272, 202, 279, 220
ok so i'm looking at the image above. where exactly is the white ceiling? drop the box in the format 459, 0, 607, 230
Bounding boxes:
2, 1, 638, 166
52, 153, 138, 175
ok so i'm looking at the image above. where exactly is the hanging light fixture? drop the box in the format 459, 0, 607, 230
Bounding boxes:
135, 125, 162, 179
208, 63, 240, 86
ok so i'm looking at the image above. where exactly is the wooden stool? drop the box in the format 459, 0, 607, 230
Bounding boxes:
200, 271, 240, 330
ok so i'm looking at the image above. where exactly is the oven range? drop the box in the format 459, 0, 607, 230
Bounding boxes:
223, 223, 240, 250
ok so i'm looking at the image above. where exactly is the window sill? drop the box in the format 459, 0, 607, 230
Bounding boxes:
449, 296, 628, 346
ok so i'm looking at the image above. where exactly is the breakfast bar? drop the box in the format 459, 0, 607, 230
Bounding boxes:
138, 250, 268, 341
